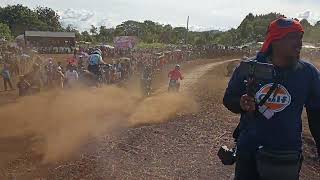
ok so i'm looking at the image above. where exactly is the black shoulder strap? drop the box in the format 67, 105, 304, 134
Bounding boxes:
257, 82, 278, 107
257, 70, 284, 107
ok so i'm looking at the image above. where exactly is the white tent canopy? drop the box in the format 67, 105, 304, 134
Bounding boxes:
102, 44, 115, 49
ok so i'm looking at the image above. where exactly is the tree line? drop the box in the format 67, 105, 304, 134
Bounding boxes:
0, 4, 320, 46
0, 4, 62, 39
215, 13, 320, 46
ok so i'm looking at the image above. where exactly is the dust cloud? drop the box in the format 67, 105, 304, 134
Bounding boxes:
0, 86, 197, 163
129, 93, 198, 126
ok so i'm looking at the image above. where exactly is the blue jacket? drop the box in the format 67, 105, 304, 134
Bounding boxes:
1, 68, 10, 79
88, 54, 102, 66
223, 56, 320, 155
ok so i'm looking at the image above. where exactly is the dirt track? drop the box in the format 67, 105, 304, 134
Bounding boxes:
0, 58, 319, 180
155, 59, 238, 93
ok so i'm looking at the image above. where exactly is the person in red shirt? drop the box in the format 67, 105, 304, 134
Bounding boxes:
168, 65, 183, 92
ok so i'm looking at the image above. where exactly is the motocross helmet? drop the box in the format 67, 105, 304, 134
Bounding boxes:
93, 49, 102, 56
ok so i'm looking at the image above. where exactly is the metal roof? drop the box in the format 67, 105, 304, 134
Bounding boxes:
25, 31, 76, 38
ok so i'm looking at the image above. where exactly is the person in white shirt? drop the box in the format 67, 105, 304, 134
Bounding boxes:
65, 65, 79, 88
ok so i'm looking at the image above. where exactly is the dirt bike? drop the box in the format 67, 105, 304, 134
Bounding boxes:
97, 64, 108, 85
168, 79, 180, 92
80, 65, 105, 87
103, 64, 113, 84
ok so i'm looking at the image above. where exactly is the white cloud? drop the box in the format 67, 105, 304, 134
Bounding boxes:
297, 10, 320, 24
57, 9, 115, 31
189, 25, 225, 32
298, 11, 311, 20
96, 18, 114, 28
189, 25, 206, 32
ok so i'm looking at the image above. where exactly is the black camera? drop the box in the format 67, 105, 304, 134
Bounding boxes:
218, 145, 237, 165
238, 60, 275, 81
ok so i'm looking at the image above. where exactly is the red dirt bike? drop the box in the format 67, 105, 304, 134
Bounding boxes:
168, 79, 180, 92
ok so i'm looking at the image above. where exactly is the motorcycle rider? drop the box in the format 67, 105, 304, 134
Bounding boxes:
87, 49, 106, 76
45, 58, 55, 87
223, 17, 320, 180
168, 64, 183, 91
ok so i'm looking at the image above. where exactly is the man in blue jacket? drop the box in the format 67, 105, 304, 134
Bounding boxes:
1, 63, 14, 91
223, 17, 320, 180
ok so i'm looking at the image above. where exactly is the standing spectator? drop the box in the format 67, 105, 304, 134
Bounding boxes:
45, 59, 55, 87
17, 75, 30, 96
1, 64, 14, 91
57, 62, 65, 89
26, 63, 42, 94
223, 18, 319, 180
67, 55, 78, 67
65, 65, 79, 88
11, 55, 20, 76
57, 61, 64, 73
117, 62, 123, 80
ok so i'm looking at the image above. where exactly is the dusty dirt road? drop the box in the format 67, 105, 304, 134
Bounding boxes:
155, 59, 238, 93
1, 58, 319, 180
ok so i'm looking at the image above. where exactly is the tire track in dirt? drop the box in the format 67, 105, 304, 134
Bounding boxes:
180, 59, 239, 92
127, 59, 239, 127
156, 59, 239, 94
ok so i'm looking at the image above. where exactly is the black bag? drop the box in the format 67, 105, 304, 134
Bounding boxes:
256, 148, 303, 180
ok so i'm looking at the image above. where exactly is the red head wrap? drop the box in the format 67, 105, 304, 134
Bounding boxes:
260, 17, 304, 53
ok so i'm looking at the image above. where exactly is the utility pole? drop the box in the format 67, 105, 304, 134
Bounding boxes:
185, 16, 189, 44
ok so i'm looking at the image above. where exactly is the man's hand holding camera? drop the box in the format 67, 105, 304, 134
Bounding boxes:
240, 94, 256, 112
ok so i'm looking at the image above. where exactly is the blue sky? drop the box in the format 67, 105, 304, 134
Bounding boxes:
1, 0, 320, 31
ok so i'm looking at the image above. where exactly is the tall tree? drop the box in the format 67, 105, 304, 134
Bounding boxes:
114, 20, 143, 37
81, 31, 93, 42
35, 6, 62, 31
65, 24, 81, 40
0, 4, 46, 36
0, 22, 12, 40
160, 24, 173, 44
90, 25, 98, 35
173, 27, 187, 44
300, 19, 312, 29
98, 26, 114, 43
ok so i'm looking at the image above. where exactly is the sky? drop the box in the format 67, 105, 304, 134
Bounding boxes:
1, 0, 320, 32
